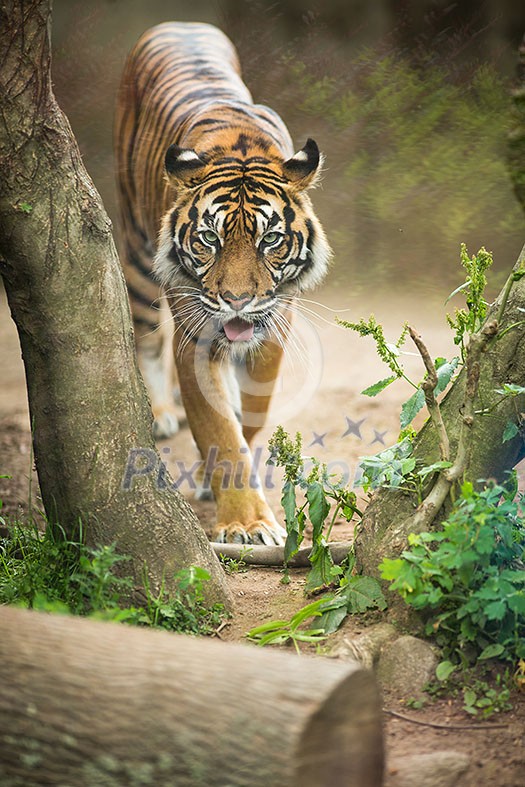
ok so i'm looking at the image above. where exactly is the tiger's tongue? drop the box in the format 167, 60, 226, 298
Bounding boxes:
223, 317, 254, 342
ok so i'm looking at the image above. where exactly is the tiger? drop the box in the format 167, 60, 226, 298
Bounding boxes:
114, 21, 331, 545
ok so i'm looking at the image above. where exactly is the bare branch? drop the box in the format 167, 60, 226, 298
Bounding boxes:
409, 326, 450, 461
409, 319, 499, 534
212, 541, 353, 567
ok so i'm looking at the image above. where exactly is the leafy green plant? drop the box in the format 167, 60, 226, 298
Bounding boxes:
315, 554, 387, 634
257, 430, 386, 642
219, 546, 252, 574
72, 542, 135, 615
343, 245, 493, 430
136, 565, 226, 635
424, 668, 515, 718
247, 598, 334, 654
0, 521, 225, 635
380, 478, 525, 666
357, 437, 416, 493
462, 679, 512, 718
267, 426, 361, 592
446, 244, 493, 358
343, 244, 525, 552
0, 521, 90, 611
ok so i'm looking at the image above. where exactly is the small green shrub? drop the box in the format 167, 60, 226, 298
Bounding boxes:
219, 547, 251, 574
250, 428, 386, 645
267, 426, 361, 592
423, 668, 515, 719
380, 478, 525, 666
135, 565, 225, 635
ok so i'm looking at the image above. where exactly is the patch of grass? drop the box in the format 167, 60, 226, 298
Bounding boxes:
0, 520, 226, 635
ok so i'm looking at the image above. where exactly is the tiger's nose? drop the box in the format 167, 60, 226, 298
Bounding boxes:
221, 291, 253, 311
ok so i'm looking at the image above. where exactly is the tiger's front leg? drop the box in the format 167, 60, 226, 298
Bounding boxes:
174, 333, 286, 546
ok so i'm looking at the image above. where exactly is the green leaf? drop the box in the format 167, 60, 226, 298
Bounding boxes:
305, 543, 334, 592
495, 383, 525, 397
502, 421, 519, 443
400, 458, 417, 476
284, 529, 299, 565
247, 619, 289, 637
361, 376, 397, 397
484, 599, 507, 620
379, 557, 405, 581
255, 631, 290, 646
282, 480, 297, 528
282, 480, 301, 563
290, 598, 328, 627
400, 387, 425, 428
479, 643, 505, 660
445, 280, 470, 304
508, 594, 525, 615
434, 357, 460, 395
306, 482, 330, 544
316, 604, 349, 635
343, 575, 387, 613
436, 660, 457, 681
417, 460, 453, 480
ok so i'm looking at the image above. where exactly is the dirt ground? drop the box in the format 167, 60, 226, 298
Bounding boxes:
0, 282, 524, 786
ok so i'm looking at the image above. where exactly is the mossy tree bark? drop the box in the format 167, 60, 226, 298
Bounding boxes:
0, 1, 230, 605
355, 245, 525, 577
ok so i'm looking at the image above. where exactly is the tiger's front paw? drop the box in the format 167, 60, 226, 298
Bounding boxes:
152, 406, 179, 440
213, 518, 286, 546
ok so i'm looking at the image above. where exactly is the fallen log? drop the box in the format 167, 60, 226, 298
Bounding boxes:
0, 606, 383, 787
212, 540, 353, 567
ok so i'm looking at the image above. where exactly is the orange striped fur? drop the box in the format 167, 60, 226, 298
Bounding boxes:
115, 22, 331, 544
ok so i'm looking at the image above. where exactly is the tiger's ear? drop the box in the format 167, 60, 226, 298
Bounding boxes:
165, 144, 208, 186
283, 138, 323, 190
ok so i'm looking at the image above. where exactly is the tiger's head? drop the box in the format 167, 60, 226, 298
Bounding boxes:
155, 135, 332, 356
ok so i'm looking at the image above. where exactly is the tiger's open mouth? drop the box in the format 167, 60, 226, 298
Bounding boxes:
222, 317, 255, 342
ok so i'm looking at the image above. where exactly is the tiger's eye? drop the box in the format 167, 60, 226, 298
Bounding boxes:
262, 231, 281, 246
201, 229, 219, 245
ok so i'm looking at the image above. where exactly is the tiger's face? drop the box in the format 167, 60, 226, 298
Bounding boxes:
155, 138, 331, 355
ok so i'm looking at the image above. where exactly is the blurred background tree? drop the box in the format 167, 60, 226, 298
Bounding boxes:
52, 0, 525, 295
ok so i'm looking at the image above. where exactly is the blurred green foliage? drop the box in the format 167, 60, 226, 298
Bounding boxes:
289, 53, 523, 288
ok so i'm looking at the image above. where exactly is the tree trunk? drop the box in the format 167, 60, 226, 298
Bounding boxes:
0, 606, 384, 787
0, 1, 230, 605
356, 244, 525, 576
